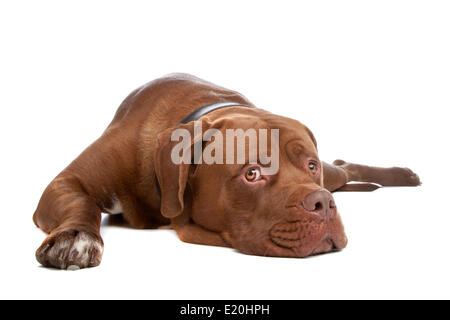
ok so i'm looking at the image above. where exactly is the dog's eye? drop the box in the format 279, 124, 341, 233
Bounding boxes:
308, 161, 319, 175
245, 167, 261, 182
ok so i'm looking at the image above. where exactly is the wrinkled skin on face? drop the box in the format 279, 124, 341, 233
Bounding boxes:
156, 108, 347, 258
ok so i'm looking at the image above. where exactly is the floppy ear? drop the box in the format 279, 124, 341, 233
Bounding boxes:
154, 120, 207, 218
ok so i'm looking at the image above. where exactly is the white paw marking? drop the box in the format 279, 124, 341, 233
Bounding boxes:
67, 265, 80, 271
46, 232, 103, 269
71, 232, 103, 266
105, 196, 123, 214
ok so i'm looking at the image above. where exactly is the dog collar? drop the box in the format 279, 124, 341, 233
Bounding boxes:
155, 101, 251, 199
180, 101, 251, 123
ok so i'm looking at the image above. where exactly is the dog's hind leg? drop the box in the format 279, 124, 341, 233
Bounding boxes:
322, 160, 421, 192
33, 174, 103, 270
322, 161, 351, 192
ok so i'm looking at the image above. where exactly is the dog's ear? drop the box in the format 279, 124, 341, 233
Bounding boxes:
154, 120, 208, 218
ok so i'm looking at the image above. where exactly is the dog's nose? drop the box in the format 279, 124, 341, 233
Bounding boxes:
301, 189, 336, 219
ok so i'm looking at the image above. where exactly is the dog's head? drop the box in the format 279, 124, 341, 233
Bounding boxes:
155, 108, 347, 257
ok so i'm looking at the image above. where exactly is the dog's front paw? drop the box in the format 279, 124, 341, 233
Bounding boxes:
36, 230, 103, 270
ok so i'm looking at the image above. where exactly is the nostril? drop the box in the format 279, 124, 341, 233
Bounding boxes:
314, 202, 323, 211
329, 199, 336, 209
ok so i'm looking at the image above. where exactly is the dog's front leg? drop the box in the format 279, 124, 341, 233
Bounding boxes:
33, 174, 103, 270
171, 215, 231, 248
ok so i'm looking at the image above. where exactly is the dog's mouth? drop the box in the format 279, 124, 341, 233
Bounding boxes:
269, 217, 347, 257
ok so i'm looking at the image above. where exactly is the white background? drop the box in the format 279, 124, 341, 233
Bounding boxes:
1, 0, 449, 299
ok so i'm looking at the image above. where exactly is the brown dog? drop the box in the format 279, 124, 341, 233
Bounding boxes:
33, 73, 421, 269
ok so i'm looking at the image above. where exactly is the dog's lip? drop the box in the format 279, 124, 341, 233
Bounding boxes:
268, 236, 325, 258
269, 219, 325, 253
310, 237, 336, 254
282, 206, 348, 250
268, 213, 347, 256
268, 233, 340, 257
330, 233, 348, 250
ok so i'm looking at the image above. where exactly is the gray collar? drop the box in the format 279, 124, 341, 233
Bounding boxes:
180, 101, 251, 124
